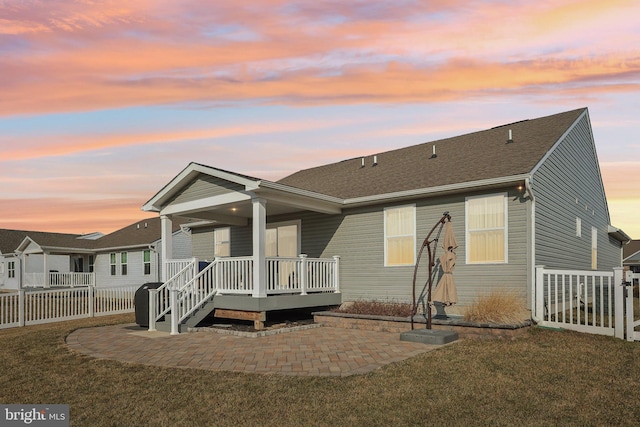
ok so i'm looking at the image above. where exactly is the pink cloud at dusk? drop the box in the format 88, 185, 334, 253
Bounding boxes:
1, 0, 639, 238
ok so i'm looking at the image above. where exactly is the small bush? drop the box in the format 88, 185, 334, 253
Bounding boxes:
463, 291, 528, 325
333, 300, 413, 317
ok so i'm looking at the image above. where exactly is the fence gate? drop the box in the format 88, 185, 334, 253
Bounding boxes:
625, 271, 640, 342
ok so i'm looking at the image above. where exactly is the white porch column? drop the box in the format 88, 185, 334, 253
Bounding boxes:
43, 252, 49, 288
160, 215, 173, 281
252, 198, 267, 298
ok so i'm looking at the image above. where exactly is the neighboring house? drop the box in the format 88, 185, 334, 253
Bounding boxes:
91, 217, 192, 287
0, 229, 97, 290
0, 217, 192, 290
142, 107, 630, 328
624, 240, 640, 273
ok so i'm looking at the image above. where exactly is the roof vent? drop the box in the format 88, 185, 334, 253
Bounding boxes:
430, 145, 437, 159
361, 157, 365, 168
144, 222, 148, 228
507, 129, 514, 144
136, 224, 140, 229
373, 155, 378, 166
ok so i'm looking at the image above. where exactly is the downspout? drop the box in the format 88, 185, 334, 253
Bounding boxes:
17, 251, 24, 290
148, 244, 159, 282
525, 177, 540, 323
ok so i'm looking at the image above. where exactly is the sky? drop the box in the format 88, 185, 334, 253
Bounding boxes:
0, 0, 639, 238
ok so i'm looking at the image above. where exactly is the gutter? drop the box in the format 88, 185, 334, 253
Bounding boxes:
343, 174, 531, 207
525, 177, 540, 323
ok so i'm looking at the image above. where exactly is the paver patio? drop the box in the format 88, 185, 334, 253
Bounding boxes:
66, 324, 443, 376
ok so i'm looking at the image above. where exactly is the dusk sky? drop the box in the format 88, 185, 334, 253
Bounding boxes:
1, 0, 639, 238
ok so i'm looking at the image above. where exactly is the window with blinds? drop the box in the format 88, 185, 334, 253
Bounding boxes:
466, 194, 507, 264
384, 205, 416, 266
214, 227, 231, 257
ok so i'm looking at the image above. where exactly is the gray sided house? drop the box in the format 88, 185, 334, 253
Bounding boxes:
0, 218, 192, 290
143, 108, 628, 327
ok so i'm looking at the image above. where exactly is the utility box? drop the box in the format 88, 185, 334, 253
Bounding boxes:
134, 282, 164, 327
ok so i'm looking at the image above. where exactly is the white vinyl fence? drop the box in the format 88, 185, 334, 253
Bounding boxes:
535, 266, 626, 338
0, 285, 137, 329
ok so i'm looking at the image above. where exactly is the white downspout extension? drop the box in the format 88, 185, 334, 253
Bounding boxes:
525, 177, 541, 323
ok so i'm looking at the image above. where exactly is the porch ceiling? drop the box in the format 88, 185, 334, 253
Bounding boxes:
178, 197, 323, 225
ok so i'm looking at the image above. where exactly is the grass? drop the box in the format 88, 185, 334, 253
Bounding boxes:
464, 291, 529, 324
3, 315, 640, 426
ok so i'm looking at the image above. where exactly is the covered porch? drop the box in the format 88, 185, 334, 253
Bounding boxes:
16, 237, 95, 288
142, 164, 344, 333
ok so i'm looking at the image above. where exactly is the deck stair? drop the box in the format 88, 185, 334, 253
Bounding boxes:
154, 296, 216, 333
149, 259, 220, 334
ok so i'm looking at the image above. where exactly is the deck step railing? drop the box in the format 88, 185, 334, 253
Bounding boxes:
148, 258, 197, 329
153, 255, 340, 334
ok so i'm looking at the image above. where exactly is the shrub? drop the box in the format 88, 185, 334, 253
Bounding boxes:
333, 300, 413, 317
463, 291, 528, 325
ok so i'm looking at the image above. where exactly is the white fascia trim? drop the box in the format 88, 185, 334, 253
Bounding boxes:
608, 225, 632, 244
160, 192, 253, 216
255, 182, 343, 214
94, 244, 151, 253
343, 174, 530, 207
143, 163, 261, 212
258, 181, 343, 204
16, 237, 36, 253
37, 246, 96, 254
529, 109, 587, 177
180, 220, 216, 230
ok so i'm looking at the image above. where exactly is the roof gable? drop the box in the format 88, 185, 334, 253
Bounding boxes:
278, 108, 586, 199
624, 240, 640, 262
143, 163, 261, 212
0, 229, 94, 254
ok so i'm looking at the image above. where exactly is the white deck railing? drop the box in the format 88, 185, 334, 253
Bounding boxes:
24, 272, 95, 288
149, 258, 198, 326
165, 258, 197, 284
151, 255, 340, 334
0, 285, 137, 330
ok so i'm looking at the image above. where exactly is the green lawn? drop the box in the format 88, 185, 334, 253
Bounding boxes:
2, 314, 640, 426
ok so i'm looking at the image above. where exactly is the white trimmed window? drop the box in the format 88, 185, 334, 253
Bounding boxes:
466, 194, 508, 264
214, 227, 231, 257
576, 217, 582, 237
8, 261, 15, 278
120, 252, 128, 275
384, 205, 416, 266
110, 253, 117, 276
89, 255, 95, 273
591, 227, 597, 270
143, 250, 151, 275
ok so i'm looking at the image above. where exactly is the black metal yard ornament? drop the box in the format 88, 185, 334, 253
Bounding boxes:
411, 211, 451, 330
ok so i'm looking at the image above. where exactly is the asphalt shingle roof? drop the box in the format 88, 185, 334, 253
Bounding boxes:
277, 108, 586, 199
0, 217, 190, 255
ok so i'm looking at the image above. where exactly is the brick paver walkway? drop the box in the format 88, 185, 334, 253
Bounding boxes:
66, 324, 439, 376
